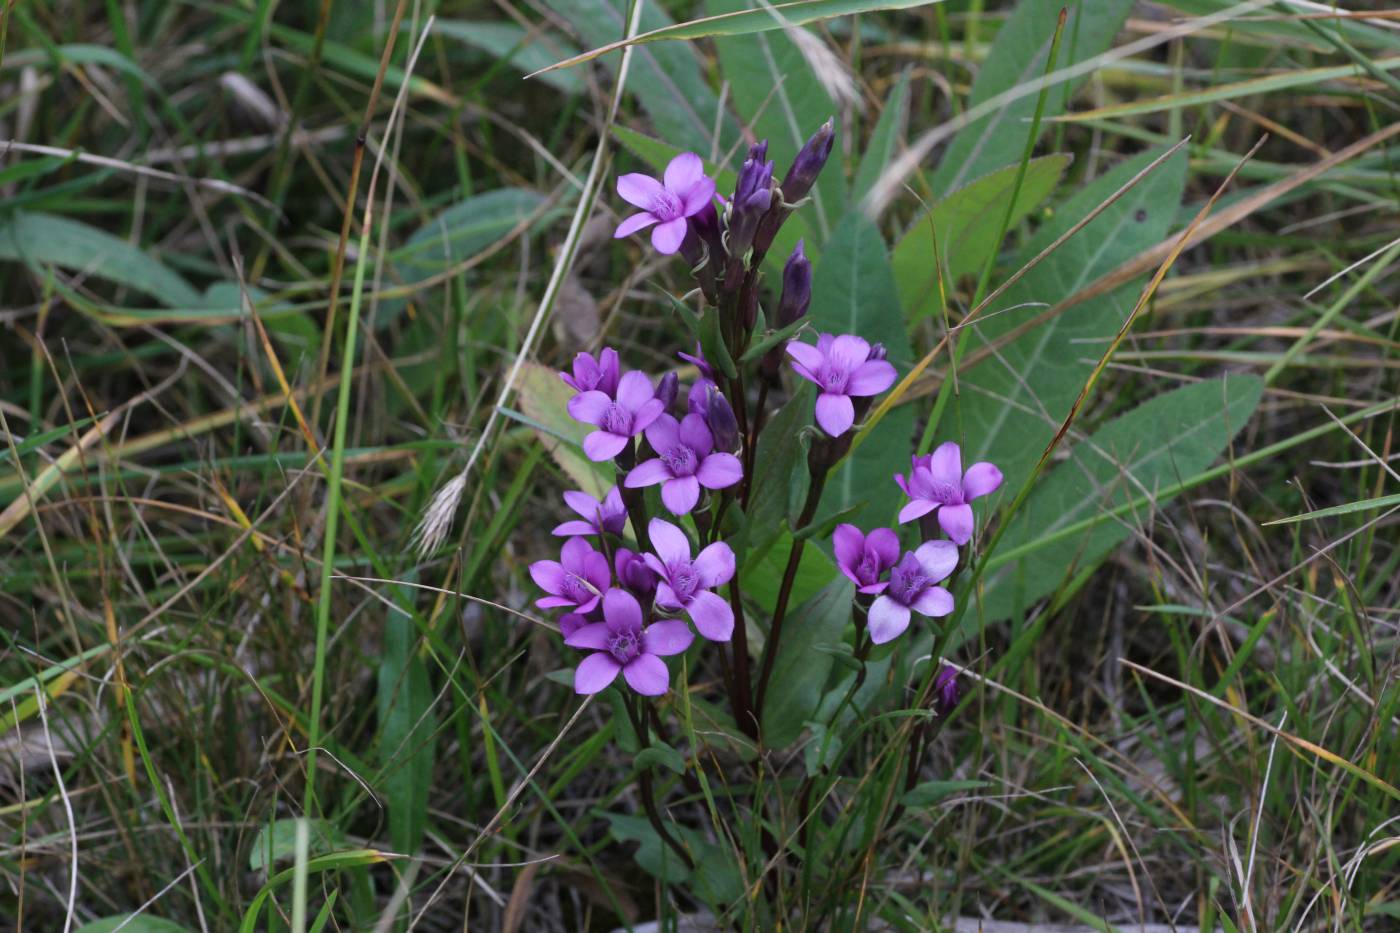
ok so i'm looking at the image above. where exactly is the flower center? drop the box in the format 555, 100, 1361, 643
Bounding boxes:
602, 403, 632, 436
889, 564, 928, 605
662, 445, 698, 477
855, 552, 881, 586
819, 365, 849, 394
608, 629, 641, 663
930, 480, 962, 505
562, 572, 593, 603
651, 188, 683, 221
668, 560, 699, 601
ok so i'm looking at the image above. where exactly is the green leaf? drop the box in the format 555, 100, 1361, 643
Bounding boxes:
957, 145, 1188, 496
635, 742, 687, 775
807, 211, 914, 528
394, 188, 552, 284
0, 212, 200, 306
240, 850, 396, 933
741, 530, 837, 617
975, 376, 1264, 626
435, 21, 583, 94
891, 154, 1070, 319
902, 779, 992, 808
737, 384, 811, 561
543, 0, 739, 154
759, 578, 854, 747
1264, 492, 1400, 526
249, 819, 345, 871
931, 0, 1135, 196
75, 917, 192, 933
707, 0, 844, 241
378, 599, 437, 855
515, 362, 614, 498
851, 72, 910, 202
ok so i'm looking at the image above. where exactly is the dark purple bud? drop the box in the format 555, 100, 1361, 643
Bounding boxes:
933, 664, 961, 717
655, 371, 679, 410
780, 119, 834, 205
726, 141, 775, 257
688, 378, 715, 416
776, 240, 812, 328
678, 342, 713, 381
706, 387, 740, 452
615, 548, 658, 599
866, 342, 887, 362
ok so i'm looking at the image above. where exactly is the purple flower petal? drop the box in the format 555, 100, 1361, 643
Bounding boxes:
786, 340, 824, 376
866, 596, 912, 645
558, 613, 589, 639
653, 579, 681, 610
828, 334, 871, 372
575, 653, 622, 694
929, 441, 963, 489
602, 587, 643, 631
692, 541, 735, 588
622, 654, 670, 695
644, 413, 681, 453
564, 622, 612, 651
615, 370, 655, 411
814, 392, 855, 436
562, 490, 598, 520
914, 539, 958, 583
664, 152, 705, 193
567, 390, 612, 426
583, 430, 628, 462
536, 594, 575, 610
644, 619, 694, 657
648, 518, 692, 567
962, 461, 1004, 501
938, 503, 975, 545
695, 452, 742, 490
625, 458, 672, 488
552, 518, 597, 537
632, 398, 666, 434
865, 527, 901, 568
528, 559, 565, 594
686, 589, 734, 641
681, 176, 716, 215
898, 499, 937, 524
678, 413, 713, 456
911, 585, 954, 618
661, 475, 701, 515
832, 524, 864, 573
846, 359, 897, 397
651, 217, 688, 254
617, 173, 666, 210
615, 212, 659, 238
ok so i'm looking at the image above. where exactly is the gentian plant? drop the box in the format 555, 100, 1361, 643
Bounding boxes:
510, 120, 1005, 916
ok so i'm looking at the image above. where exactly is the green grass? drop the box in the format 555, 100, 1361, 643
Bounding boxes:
2, 0, 1399, 930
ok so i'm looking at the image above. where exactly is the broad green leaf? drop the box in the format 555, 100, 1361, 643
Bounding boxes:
851, 72, 910, 202
892, 155, 1071, 319
741, 529, 837, 617
538, 0, 953, 72
807, 212, 914, 528
736, 383, 811, 562
974, 375, 1264, 626
957, 145, 1188, 495
902, 779, 992, 808
379, 600, 437, 856
707, 0, 844, 241
931, 0, 1135, 196
75, 917, 192, 933
515, 362, 614, 498
635, 742, 687, 775
544, 0, 739, 154
435, 21, 584, 94
249, 819, 345, 871
759, 579, 854, 748
394, 188, 551, 285
0, 212, 200, 307
239, 850, 396, 933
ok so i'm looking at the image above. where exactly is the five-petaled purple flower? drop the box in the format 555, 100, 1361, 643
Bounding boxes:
625, 413, 743, 515
895, 441, 1003, 545
568, 370, 666, 462
867, 540, 958, 645
787, 333, 897, 437
832, 524, 900, 594
614, 153, 717, 255
560, 348, 620, 397
529, 537, 611, 614
552, 487, 627, 538
567, 588, 694, 696
644, 518, 736, 641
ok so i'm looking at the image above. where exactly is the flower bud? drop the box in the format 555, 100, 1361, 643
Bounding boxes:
933, 664, 961, 717
726, 141, 775, 258
780, 119, 834, 205
706, 386, 740, 452
654, 371, 679, 410
615, 549, 658, 600
776, 240, 812, 328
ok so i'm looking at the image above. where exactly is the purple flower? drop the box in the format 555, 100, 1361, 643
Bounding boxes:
552, 487, 627, 538
933, 663, 961, 716
625, 413, 743, 515
643, 518, 736, 641
831, 524, 900, 594
559, 611, 592, 640
867, 541, 958, 645
566, 588, 694, 696
894, 441, 1004, 545
614, 152, 717, 255
567, 370, 666, 462
560, 348, 620, 397
786, 333, 897, 437
529, 537, 611, 613
687, 377, 716, 416
615, 548, 657, 600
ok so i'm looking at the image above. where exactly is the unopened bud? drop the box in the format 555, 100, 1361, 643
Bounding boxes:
655, 372, 679, 410
706, 387, 740, 452
776, 240, 812, 328
726, 141, 775, 257
780, 119, 834, 205
933, 664, 961, 717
